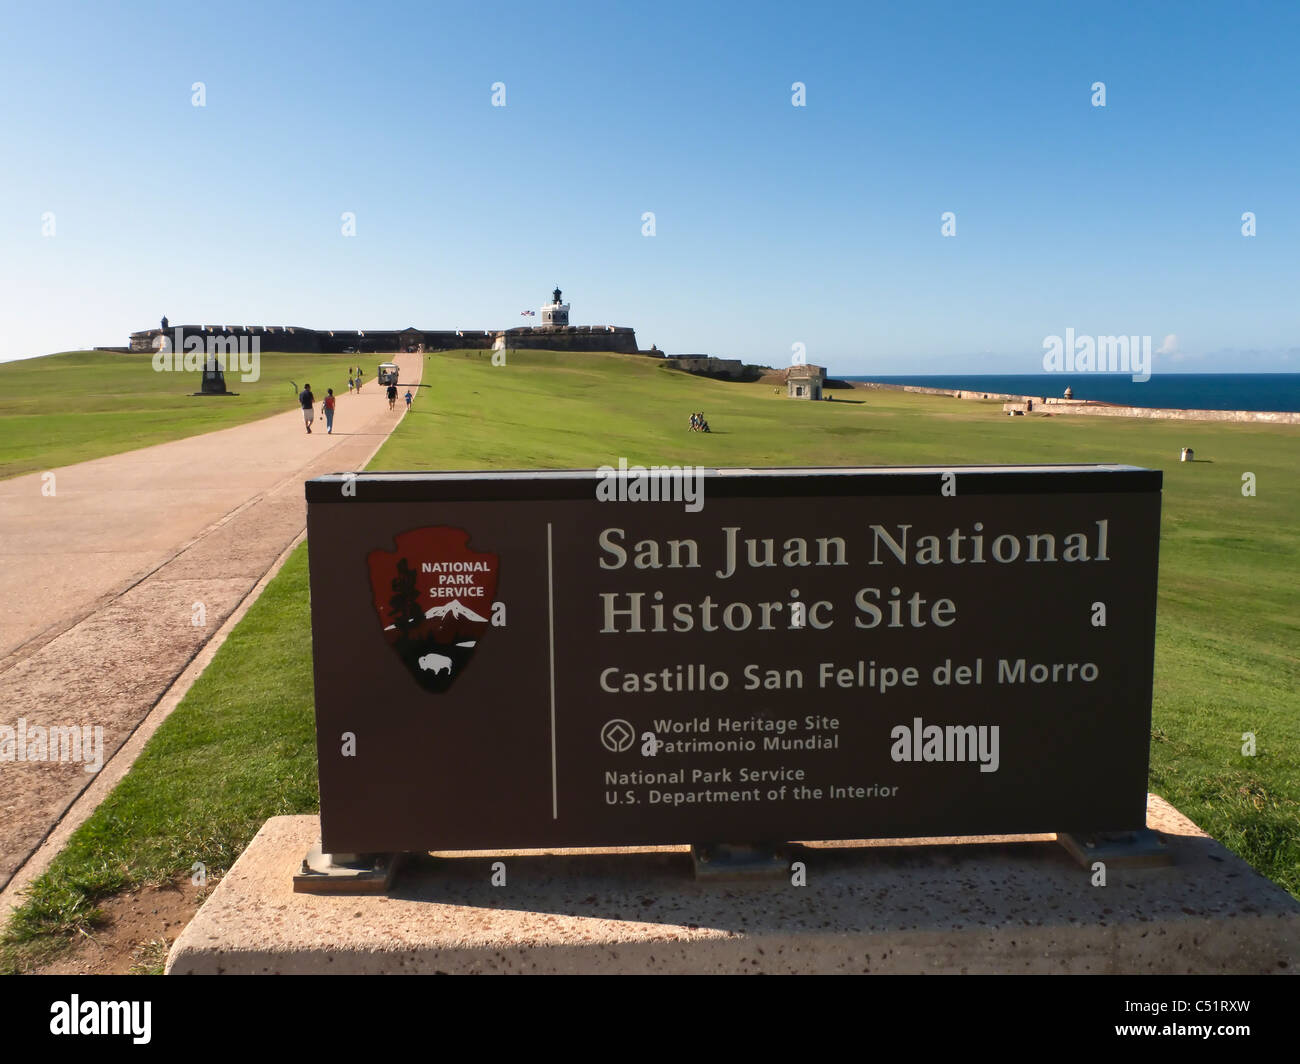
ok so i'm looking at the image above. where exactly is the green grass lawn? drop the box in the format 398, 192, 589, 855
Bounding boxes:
0, 349, 367, 480
2, 348, 1296, 972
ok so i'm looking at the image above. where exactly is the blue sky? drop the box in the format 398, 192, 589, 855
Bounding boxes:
2, 0, 1297, 374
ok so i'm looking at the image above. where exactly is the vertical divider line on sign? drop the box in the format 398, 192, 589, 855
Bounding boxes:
547, 521, 558, 819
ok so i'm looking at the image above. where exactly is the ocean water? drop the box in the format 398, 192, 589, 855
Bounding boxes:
840, 374, 1300, 413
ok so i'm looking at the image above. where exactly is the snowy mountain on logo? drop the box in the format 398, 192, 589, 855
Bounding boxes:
368, 526, 499, 694
425, 599, 488, 623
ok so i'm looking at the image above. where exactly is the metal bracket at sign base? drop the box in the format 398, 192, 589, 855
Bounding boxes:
1056, 829, 1172, 869
293, 845, 405, 894
691, 842, 790, 882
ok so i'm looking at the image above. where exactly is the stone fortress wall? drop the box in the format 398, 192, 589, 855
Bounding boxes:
129, 324, 640, 356
495, 326, 640, 354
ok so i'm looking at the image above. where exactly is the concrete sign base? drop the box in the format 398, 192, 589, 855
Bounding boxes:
167, 796, 1298, 975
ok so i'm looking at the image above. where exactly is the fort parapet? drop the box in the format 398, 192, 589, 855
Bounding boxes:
496, 326, 639, 354
129, 324, 639, 356
661, 355, 746, 378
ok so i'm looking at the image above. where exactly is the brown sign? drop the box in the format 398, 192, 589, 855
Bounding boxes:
305, 466, 1161, 853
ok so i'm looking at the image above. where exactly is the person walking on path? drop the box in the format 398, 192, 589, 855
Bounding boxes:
387, 383, 398, 410
299, 383, 316, 433
348, 374, 354, 394
404, 388, 413, 410
354, 370, 363, 393
323, 388, 336, 434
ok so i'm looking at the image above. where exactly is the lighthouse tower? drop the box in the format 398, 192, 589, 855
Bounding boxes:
541, 286, 570, 327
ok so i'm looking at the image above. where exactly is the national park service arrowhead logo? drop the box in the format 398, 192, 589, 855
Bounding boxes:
368, 527, 499, 693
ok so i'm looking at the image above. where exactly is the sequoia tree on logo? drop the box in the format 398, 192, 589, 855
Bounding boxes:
367, 527, 499, 692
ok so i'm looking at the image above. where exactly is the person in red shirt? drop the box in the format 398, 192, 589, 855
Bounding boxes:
323, 388, 336, 434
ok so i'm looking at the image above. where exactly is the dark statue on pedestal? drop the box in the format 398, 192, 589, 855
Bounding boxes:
200, 351, 228, 394
189, 342, 237, 396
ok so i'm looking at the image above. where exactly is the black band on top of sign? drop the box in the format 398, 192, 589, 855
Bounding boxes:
306, 467, 1162, 503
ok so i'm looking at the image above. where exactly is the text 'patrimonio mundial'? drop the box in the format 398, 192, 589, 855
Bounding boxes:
596, 520, 1110, 633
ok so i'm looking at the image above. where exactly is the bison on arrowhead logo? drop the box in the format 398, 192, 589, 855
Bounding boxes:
368, 527, 498, 693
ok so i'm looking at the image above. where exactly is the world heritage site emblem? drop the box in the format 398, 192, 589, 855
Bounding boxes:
367, 527, 499, 693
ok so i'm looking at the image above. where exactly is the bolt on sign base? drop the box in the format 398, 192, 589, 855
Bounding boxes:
292, 844, 404, 894
691, 842, 790, 882
1056, 829, 1172, 869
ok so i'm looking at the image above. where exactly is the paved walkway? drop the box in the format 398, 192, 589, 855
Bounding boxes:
0, 354, 422, 890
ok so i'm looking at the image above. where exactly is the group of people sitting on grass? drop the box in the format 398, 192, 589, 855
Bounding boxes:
688, 411, 711, 433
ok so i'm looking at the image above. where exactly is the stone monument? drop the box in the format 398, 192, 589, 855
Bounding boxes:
192, 348, 237, 396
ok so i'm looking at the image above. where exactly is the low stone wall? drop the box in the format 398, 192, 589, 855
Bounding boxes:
857, 382, 1027, 402
664, 356, 746, 378
856, 381, 1300, 425
1011, 402, 1300, 425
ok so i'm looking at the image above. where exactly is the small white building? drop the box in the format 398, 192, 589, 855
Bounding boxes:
787, 363, 826, 399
